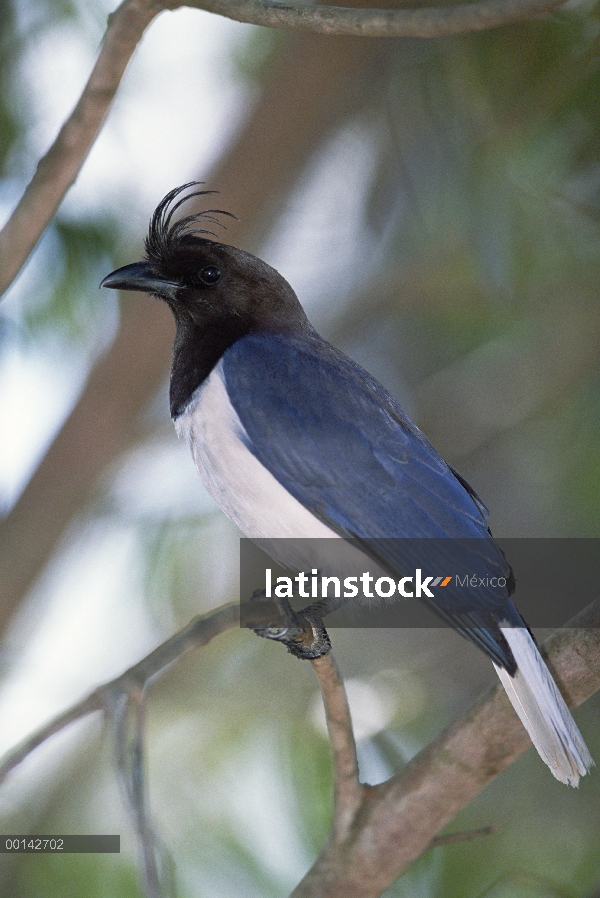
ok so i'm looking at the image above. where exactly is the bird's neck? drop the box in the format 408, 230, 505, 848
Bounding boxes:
170, 319, 247, 419
169, 306, 317, 419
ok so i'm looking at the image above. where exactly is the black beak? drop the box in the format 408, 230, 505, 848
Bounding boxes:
100, 262, 180, 301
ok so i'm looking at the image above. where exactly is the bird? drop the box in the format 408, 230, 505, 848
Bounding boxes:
101, 182, 593, 786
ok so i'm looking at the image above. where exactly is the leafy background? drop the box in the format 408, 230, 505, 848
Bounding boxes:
1, 0, 600, 895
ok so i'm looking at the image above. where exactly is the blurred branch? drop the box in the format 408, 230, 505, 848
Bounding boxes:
179, 0, 566, 38
0, 0, 159, 298
0, 602, 239, 784
292, 597, 600, 898
310, 653, 363, 839
113, 687, 165, 898
0, 296, 175, 635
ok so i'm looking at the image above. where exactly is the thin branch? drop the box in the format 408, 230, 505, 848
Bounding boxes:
113, 686, 164, 898
428, 825, 498, 849
0, 689, 107, 782
113, 691, 135, 810
177, 0, 566, 38
310, 653, 363, 840
0, 602, 239, 784
0, 0, 159, 298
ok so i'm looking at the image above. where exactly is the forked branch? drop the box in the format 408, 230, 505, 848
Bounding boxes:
292, 598, 600, 898
0, 602, 239, 783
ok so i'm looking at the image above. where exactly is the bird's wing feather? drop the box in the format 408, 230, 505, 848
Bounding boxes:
223, 332, 517, 666
224, 333, 486, 536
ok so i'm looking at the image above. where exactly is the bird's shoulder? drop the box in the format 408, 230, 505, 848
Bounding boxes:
222, 329, 418, 451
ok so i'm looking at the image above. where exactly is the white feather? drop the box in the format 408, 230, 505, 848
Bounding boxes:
494, 627, 593, 786
174, 362, 334, 541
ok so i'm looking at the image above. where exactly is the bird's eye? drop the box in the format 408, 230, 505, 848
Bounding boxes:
200, 265, 221, 285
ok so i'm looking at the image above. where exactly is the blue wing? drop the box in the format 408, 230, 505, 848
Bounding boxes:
223, 332, 519, 669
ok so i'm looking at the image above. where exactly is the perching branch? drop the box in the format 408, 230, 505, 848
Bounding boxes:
310, 653, 363, 839
0, 0, 159, 297
178, 0, 566, 38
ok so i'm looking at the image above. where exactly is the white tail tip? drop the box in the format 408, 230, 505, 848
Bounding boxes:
494, 628, 593, 787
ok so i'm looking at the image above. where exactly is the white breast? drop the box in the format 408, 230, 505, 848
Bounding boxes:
174, 361, 337, 541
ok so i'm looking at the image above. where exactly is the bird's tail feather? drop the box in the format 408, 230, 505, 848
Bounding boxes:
493, 627, 593, 787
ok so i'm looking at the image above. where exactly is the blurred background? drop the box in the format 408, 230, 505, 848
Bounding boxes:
1, 0, 600, 895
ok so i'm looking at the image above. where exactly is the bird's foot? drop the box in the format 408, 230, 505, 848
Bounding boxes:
247, 590, 331, 659
277, 620, 332, 659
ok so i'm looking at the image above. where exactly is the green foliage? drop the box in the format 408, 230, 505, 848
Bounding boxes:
0, 2, 26, 175
22, 216, 118, 338
558, 375, 600, 535
7, 853, 141, 898
280, 718, 333, 857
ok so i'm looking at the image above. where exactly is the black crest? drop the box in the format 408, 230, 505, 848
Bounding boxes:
144, 182, 235, 269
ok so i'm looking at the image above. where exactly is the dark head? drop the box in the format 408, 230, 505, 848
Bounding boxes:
101, 183, 312, 416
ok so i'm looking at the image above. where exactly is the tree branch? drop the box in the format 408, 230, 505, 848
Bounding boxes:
0, 0, 159, 298
177, 0, 566, 38
428, 824, 498, 849
113, 686, 164, 898
0, 602, 239, 784
310, 653, 363, 839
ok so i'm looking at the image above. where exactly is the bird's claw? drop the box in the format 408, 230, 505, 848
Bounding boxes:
247, 589, 331, 659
